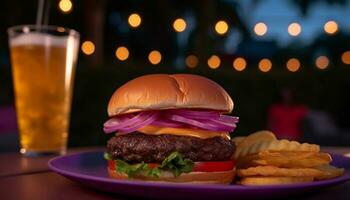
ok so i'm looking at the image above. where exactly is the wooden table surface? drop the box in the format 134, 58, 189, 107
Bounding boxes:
0, 146, 349, 200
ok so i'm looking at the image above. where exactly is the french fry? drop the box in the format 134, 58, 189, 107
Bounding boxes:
232, 136, 246, 146
234, 131, 319, 159
314, 165, 345, 180
237, 151, 332, 168
238, 165, 326, 177
240, 176, 314, 185
232, 130, 345, 185
234, 130, 277, 159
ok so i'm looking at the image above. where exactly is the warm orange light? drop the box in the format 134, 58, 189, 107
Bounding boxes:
324, 21, 338, 35
207, 55, 221, 69
148, 50, 162, 65
58, 0, 73, 13
315, 56, 329, 69
128, 13, 142, 28
81, 41, 95, 55
288, 23, 301, 36
341, 51, 350, 65
233, 57, 247, 71
115, 46, 129, 61
215, 21, 229, 35
258, 58, 272, 72
254, 22, 267, 36
185, 55, 198, 68
57, 27, 65, 32
173, 18, 187, 32
286, 58, 301, 72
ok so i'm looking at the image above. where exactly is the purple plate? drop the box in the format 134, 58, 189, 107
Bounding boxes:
48, 151, 350, 199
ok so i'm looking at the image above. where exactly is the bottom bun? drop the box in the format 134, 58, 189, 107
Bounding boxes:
108, 168, 235, 184
239, 176, 314, 185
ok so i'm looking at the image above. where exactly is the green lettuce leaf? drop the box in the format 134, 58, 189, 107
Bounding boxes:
115, 159, 149, 178
104, 152, 113, 160
147, 167, 162, 177
158, 152, 194, 177
104, 152, 194, 178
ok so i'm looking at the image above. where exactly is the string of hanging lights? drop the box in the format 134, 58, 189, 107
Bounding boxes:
58, 1, 349, 72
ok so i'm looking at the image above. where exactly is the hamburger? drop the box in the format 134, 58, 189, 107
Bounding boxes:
103, 74, 239, 184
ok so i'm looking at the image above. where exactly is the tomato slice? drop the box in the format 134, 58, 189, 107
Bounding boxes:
148, 163, 158, 169
193, 160, 235, 172
108, 160, 235, 172
108, 160, 115, 170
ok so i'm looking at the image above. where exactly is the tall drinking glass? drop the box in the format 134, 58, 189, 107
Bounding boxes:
8, 25, 80, 156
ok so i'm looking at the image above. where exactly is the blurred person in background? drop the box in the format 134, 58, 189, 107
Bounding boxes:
268, 88, 308, 141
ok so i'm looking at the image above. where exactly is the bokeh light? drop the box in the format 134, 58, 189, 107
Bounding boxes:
286, 58, 301, 72
233, 57, 247, 71
128, 13, 142, 28
173, 18, 187, 32
315, 56, 329, 69
81, 41, 95, 55
324, 20, 338, 35
185, 55, 199, 68
58, 0, 73, 13
341, 51, 350, 65
288, 23, 301, 36
258, 58, 272, 72
207, 55, 221, 69
115, 46, 129, 61
254, 22, 267, 36
215, 21, 229, 35
57, 27, 65, 33
148, 50, 162, 65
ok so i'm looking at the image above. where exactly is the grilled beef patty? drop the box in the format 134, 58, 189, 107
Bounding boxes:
107, 132, 235, 163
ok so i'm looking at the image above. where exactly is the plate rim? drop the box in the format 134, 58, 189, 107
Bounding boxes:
48, 150, 350, 191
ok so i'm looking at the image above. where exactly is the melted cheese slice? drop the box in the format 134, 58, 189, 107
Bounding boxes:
138, 125, 230, 140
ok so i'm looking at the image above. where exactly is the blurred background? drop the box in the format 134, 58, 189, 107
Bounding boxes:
1, 0, 350, 152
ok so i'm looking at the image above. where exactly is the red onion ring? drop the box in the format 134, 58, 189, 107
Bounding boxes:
118, 111, 160, 134
103, 109, 239, 135
150, 119, 185, 128
104, 111, 158, 133
168, 114, 228, 131
219, 115, 239, 123
167, 109, 220, 119
104, 114, 134, 128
